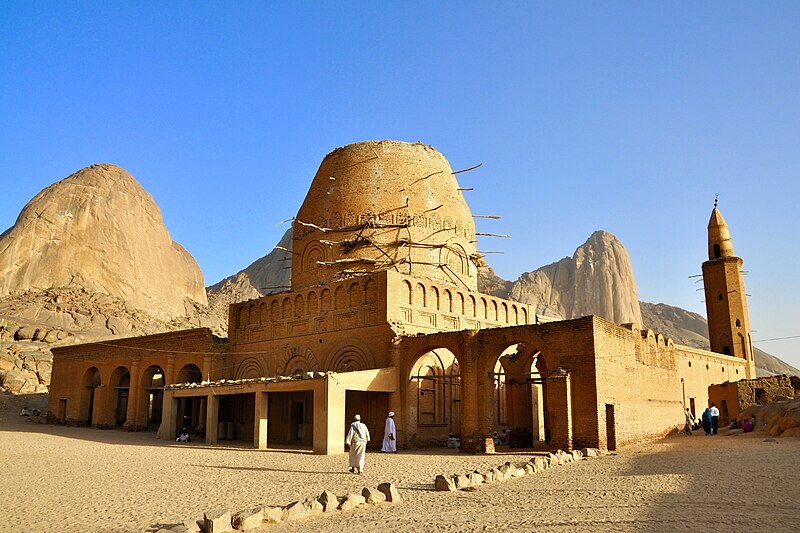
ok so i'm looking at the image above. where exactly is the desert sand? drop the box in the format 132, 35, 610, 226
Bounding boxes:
1, 396, 797, 533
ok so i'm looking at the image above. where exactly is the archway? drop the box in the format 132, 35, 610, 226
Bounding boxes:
109, 366, 130, 428
79, 367, 101, 426
485, 342, 548, 449
176, 363, 203, 384
407, 347, 461, 447
175, 363, 204, 435
139, 365, 165, 430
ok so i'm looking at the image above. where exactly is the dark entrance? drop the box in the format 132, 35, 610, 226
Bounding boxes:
605, 404, 617, 451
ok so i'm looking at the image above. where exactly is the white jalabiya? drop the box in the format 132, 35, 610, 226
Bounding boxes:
345, 421, 370, 472
381, 416, 396, 452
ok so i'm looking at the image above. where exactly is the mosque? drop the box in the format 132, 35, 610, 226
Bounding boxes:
47, 140, 756, 454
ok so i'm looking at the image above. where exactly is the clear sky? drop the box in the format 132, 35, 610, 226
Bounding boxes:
1, 2, 798, 368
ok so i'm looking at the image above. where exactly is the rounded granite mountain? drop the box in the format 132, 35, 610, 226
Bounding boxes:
0, 164, 207, 320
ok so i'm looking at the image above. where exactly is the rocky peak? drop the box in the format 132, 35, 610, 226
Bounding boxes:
0, 164, 207, 320
487, 230, 643, 325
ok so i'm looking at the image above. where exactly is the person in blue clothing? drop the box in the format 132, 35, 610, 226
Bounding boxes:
701, 407, 713, 436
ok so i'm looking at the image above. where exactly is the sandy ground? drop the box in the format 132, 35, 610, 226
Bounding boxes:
1, 395, 798, 533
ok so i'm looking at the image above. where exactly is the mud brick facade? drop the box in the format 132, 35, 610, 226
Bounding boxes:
48, 140, 754, 454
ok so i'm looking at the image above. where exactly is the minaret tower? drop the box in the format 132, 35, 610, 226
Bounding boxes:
701, 198, 756, 378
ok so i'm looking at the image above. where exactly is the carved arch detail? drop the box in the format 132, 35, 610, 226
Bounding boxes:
236, 357, 266, 380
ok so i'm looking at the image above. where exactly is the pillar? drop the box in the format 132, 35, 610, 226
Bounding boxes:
459, 333, 493, 453
157, 390, 179, 441
254, 391, 268, 449
547, 368, 573, 451
388, 337, 403, 446
531, 382, 545, 442
317, 378, 346, 455
205, 392, 219, 445
124, 357, 142, 431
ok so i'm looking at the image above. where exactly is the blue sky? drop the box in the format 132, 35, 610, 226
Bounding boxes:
1, 2, 798, 368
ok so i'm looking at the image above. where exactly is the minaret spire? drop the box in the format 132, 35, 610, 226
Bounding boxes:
701, 204, 756, 378
707, 198, 734, 260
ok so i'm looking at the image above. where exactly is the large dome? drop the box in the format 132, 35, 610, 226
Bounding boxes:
292, 140, 478, 290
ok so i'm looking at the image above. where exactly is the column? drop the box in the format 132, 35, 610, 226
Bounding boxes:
157, 390, 179, 441
317, 378, 346, 455
205, 392, 219, 445
547, 368, 573, 451
124, 357, 142, 431
459, 333, 493, 453
254, 391, 268, 449
388, 337, 403, 446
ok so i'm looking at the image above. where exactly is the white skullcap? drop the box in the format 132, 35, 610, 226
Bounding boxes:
354, 414, 361, 421
388, 411, 395, 417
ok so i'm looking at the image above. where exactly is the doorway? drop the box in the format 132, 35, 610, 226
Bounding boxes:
605, 404, 617, 451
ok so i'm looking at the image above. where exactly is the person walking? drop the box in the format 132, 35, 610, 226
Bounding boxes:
710, 403, 720, 435
701, 407, 713, 435
684, 407, 694, 435
345, 414, 370, 474
381, 411, 397, 452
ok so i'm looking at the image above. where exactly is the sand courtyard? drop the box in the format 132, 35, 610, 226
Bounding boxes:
1, 399, 798, 533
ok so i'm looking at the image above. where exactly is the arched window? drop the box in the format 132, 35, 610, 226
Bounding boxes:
321, 289, 332, 311
334, 285, 346, 309
294, 294, 305, 316
307, 291, 319, 314
415, 283, 427, 308
349, 282, 364, 306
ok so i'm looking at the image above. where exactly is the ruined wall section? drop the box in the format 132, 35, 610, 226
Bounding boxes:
292, 141, 478, 292
675, 344, 747, 419
385, 271, 532, 335
48, 328, 228, 426
228, 271, 395, 378
593, 320, 682, 448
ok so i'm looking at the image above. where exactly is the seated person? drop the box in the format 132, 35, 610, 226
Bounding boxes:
742, 416, 755, 433
31, 408, 40, 417
447, 433, 460, 449
492, 432, 500, 445
176, 427, 191, 443
20, 406, 30, 416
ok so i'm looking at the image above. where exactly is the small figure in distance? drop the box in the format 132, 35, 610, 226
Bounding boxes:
345, 414, 370, 474
176, 427, 191, 443
31, 408, 40, 417
20, 406, 30, 416
684, 407, 694, 435
381, 411, 397, 453
709, 403, 720, 435
702, 407, 713, 436
447, 433, 460, 449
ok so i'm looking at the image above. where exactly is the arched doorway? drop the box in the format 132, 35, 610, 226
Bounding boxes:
80, 367, 101, 426
140, 365, 165, 431
407, 347, 461, 447
487, 343, 548, 449
175, 363, 204, 436
109, 366, 130, 428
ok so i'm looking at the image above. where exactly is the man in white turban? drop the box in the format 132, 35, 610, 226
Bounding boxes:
345, 414, 370, 474
382, 411, 397, 452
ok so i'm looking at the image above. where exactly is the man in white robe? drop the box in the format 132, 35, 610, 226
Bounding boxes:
345, 414, 370, 474
381, 411, 397, 452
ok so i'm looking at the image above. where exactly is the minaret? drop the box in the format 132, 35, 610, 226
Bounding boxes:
701, 199, 756, 378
